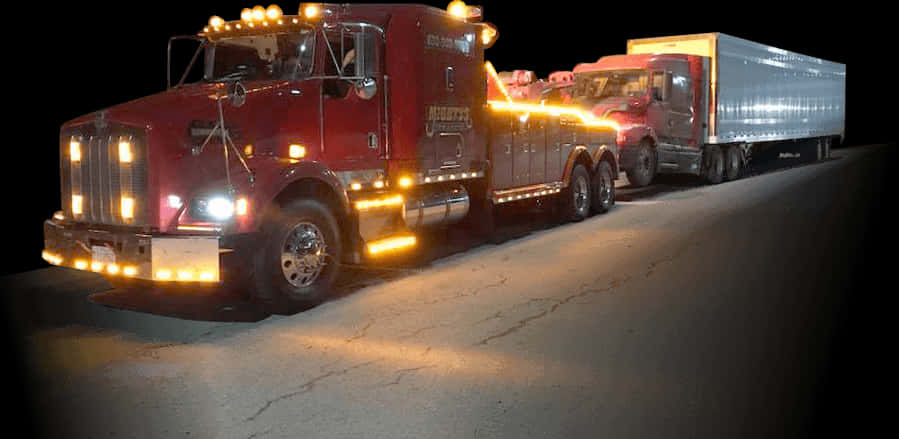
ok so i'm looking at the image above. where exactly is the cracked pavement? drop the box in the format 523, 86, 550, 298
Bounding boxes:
5, 145, 890, 438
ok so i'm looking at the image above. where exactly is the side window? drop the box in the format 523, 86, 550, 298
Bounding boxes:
651, 71, 668, 101
670, 73, 691, 112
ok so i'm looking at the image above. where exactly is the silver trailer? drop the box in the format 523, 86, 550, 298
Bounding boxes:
627, 32, 846, 146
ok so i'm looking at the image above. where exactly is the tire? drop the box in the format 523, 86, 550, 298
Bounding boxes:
592, 160, 615, 214
704, 145, 725, 184
252, 198, 342, 312
625, 140, 656, 187
562, 164, 591, 222
724, 146, 741, 181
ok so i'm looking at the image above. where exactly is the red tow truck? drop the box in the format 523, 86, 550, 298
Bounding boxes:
42, 2, 619, 310
571, 33, 846, 186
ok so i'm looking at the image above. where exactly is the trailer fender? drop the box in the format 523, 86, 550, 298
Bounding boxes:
591, 144, 619, 175
561, 146, 594, 187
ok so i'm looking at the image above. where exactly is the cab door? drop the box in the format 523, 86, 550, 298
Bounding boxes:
321, 25, 384, 168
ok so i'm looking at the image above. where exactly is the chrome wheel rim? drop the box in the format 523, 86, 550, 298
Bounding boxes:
599, 169, 612, 205
574, 174, 589, 215
281, 221, 328, 288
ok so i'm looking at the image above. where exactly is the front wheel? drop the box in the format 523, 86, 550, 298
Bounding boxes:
592, 160, 615, 214
253, 199, 342, 312
625, 140, 656, 187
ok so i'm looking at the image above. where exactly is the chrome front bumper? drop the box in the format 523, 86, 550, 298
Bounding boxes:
43, 218, 222, 283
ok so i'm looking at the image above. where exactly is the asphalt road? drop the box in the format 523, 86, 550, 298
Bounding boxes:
3, 144, 894, 438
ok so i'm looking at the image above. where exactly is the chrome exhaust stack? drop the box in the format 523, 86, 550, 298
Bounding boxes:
403, 184, 469, 229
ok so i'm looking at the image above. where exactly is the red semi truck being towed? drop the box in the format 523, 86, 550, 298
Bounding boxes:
571, 33, 846, 186
42, 2, 619, 310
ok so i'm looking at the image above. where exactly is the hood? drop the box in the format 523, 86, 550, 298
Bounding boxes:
60, 79, 321, 231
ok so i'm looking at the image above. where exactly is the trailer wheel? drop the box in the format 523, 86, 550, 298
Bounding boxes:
724, 146, 741, 181
253, 198, 342, 313
592, 160, 615, 214
704, 145, 725, 184
563, 164, 591, 221
625, 140, 656, 187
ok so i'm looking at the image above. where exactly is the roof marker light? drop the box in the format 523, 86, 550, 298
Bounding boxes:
265, 4, 283, 20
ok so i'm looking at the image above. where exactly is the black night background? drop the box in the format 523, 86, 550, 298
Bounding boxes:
5, 1, 894, 437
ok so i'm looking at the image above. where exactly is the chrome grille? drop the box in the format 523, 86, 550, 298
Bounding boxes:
60, 124, 148, 226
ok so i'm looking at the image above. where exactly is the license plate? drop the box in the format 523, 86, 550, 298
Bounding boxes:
91, 245, 116, 265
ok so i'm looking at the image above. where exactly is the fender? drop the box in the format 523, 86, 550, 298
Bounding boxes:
246, 160, 351, 233
591, 143, 619, 175
617, 124, 657, 149
561, 145, 594, 186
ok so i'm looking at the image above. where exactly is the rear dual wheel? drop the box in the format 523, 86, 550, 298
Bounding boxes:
562, 164, 591, 222
704, 145, 725, 184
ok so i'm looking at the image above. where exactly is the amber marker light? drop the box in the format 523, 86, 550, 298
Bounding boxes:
251, 5, 266, 21
367, 235, 417, 256
373, 180, 385, 189
74, 259, 88, 270
235, 197, 249, 216
244, 144, 253, 156
209, 15, 224, 29
123, 266, 138, 277
155, 269, 173, 281
69, 139, 81, 162
302, 3, 320, 19
91, 262, 104, 272
72, 195, 83, 215
447, 0, 467, 18
480, 23, 498, 47
121, 197, 135, 220
107, 264, 120, 275
241, 8, 253, 21
265, 4, 282, 20
118, 140, 132, 163
289, 143, 306, 159
350, 182, 362, 191
398, 176, 413, 188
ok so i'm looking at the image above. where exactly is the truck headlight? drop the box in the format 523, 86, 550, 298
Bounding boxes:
188, 195, 248, 221
190, 196, 234, 221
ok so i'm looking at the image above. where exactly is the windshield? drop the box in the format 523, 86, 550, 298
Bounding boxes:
204, 30, 315, 82
573, 70, 649, 101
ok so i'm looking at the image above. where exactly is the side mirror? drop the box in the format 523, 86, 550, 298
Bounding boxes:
354, 77, 377, 100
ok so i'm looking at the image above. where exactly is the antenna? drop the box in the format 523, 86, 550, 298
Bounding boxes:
194, 81, 255, 190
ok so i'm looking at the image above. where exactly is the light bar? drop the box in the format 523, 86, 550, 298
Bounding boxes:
485, 61, 512, 102
354, 194, 404, 211
488, 100, 619, 131
367, 235, 417, 256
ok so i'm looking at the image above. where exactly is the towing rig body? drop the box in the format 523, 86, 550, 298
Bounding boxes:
43, 2, 618, 307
